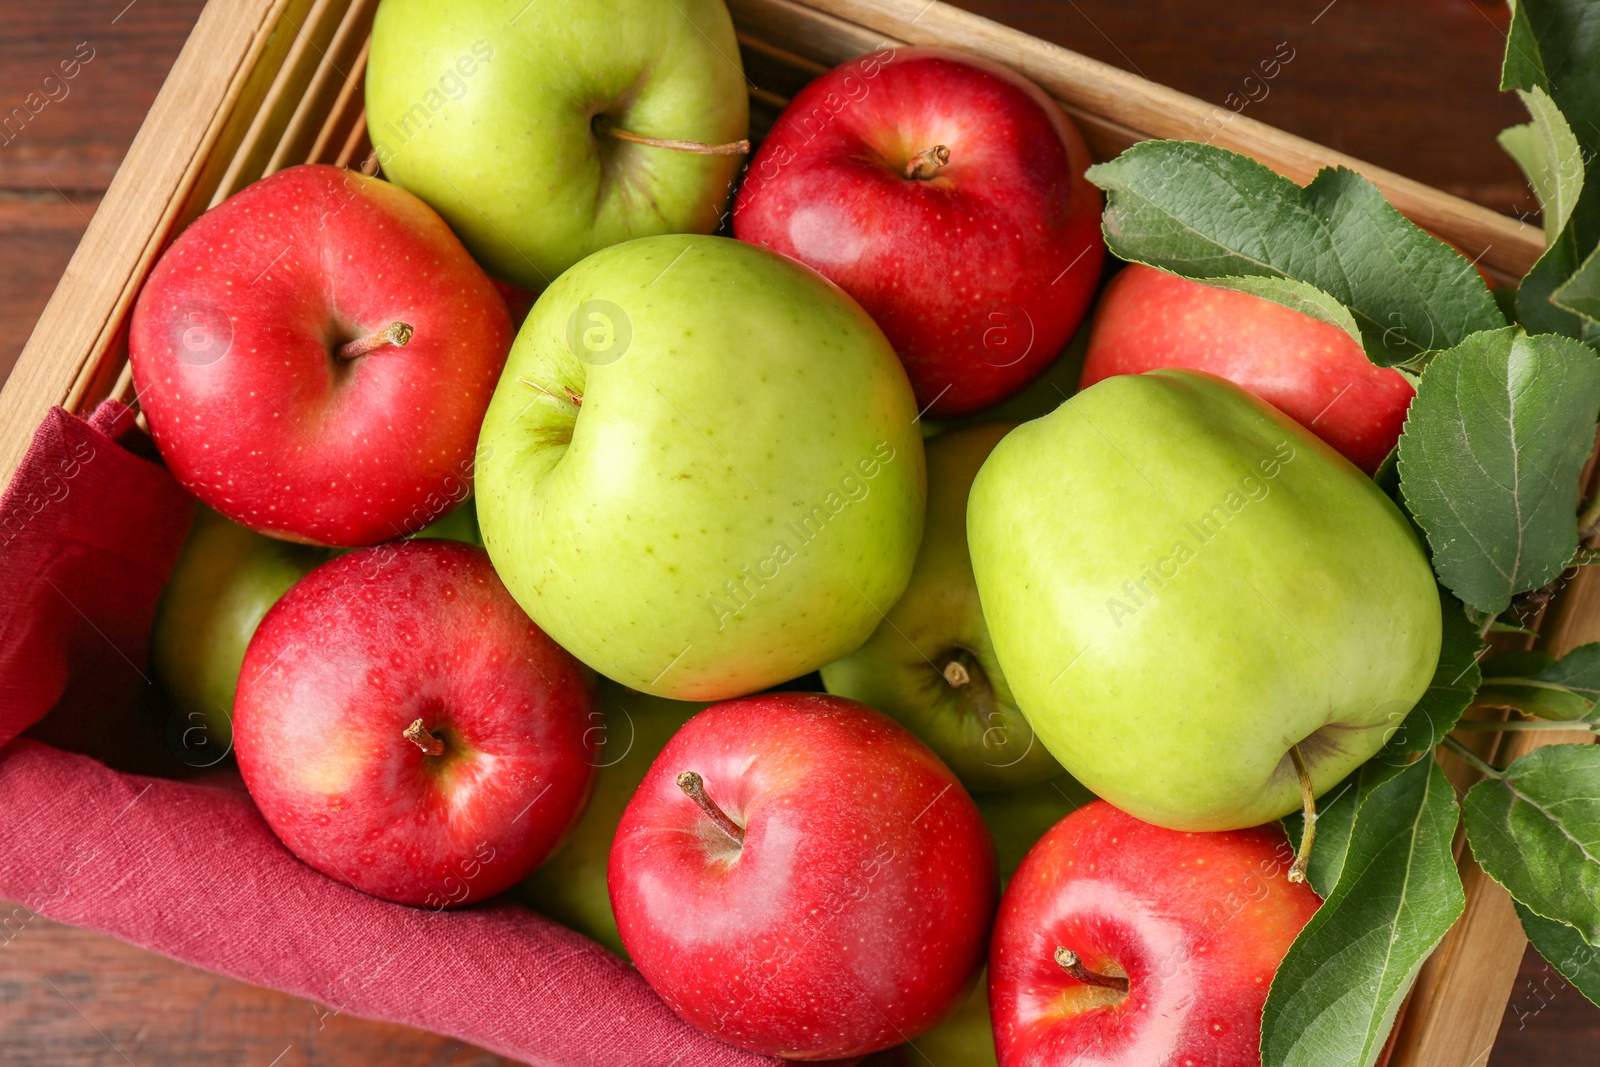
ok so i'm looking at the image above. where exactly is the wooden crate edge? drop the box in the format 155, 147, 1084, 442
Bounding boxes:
0, 0, 299, 487
780, 0, 1544, 281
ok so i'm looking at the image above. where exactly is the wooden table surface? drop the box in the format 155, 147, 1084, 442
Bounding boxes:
1, 0, 1594, 1063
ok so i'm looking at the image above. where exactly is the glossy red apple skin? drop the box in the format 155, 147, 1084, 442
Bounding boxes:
609, 692, 998, 1060
989, 800, 1320, 1067
234, 540, 597, 908
129, 163, 513, 547
1082, 264, 1414, 474
733, 47, 1104, 419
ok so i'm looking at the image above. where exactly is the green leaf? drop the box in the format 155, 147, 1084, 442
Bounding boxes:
1397, 327, 1600, 614
1497, 87, 1584, 244
1262, 758, 1465, 1067
1476, 678, 1593, 721
1477, 643, 1600, 721
1376, 590, 1483, 762
1517, 901, 1600, 1009
1085, 141, 1503, 368
1502, 0, 1600, 340
1502, 0, 1600, 138
1552, 243, 1600, 323
1464, 742, 1600, 944
1544, 642, 1600, 703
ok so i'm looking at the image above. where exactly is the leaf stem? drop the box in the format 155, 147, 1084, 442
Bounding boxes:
1478, 676, 1584, 692
1477, 611, 1499, 640
1287, 744, 1316, 885
1442, 734, 1505, 778
1454, 718, 1597, 732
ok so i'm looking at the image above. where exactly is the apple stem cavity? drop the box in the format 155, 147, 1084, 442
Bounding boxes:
593, 115, 750, 157
904, 145, 951, 180
676, 770, 745, 845
337, 321, 413, 360
1054, 947, 1129, 993
403, 718, 445, 757
942, 659, 971, 688
1287, 743, 1317, 884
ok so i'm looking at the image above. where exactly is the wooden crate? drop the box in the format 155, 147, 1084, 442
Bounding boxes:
0, 0, 1588, 1063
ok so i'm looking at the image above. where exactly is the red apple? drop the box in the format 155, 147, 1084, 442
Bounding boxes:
733, 47, 1104, 419
492, 277, 539, 330
129, 163, 514, 547
608, 692, 997, 1060
988, 800, 1320, 1067
234, 540, 596, 908
1081, 264, 1415, 474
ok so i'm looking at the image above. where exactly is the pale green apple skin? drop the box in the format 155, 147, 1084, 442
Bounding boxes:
822, 422, 1063, 791
153, 507, 330, 749
366, 0, 748, 290
514, 680, 703, 956
476, 234, 925, 699
968, 369, 1441, 831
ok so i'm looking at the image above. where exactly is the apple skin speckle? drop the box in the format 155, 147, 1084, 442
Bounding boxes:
233, 540, 598, 906
610, 694, 995, 1060
989, 801, 1321, 1067
128, 164, 515, 547
733, 48, 1104, 419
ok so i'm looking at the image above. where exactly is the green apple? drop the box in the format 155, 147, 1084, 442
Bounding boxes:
476, 234, 925, 699
513, 680, 703, 955
822, 422, 1062, 791
968, 369, 1441, 831
152, 506, 330, 753
366, 0, 748, 290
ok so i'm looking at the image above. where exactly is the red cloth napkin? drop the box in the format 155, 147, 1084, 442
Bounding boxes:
0, 401, 798, 1067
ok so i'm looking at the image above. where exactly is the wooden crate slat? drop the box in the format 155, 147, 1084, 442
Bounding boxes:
727, 0, 1545, 281
310, 38, 371, 165
0, 0, 309, 485
209, 0, 351, 205
266, 0, 378, 174
1392, 571, 1600, 1062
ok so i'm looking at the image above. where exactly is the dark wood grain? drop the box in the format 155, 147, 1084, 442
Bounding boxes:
0, 910, 514, 1066
0, 0, 1593, 1064
946, 0, 1537, 217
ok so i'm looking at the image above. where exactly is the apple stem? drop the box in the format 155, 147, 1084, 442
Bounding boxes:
904, 145, 951, 180
676, 771, 745, 845
403, 718, 444, 757
594, 116, 750, 157
1054, 947, 1129, 993
518, 377, 583, 408
337, 321, 413, 360
942, 659, 971, 688
1288, 743, 1316, 885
